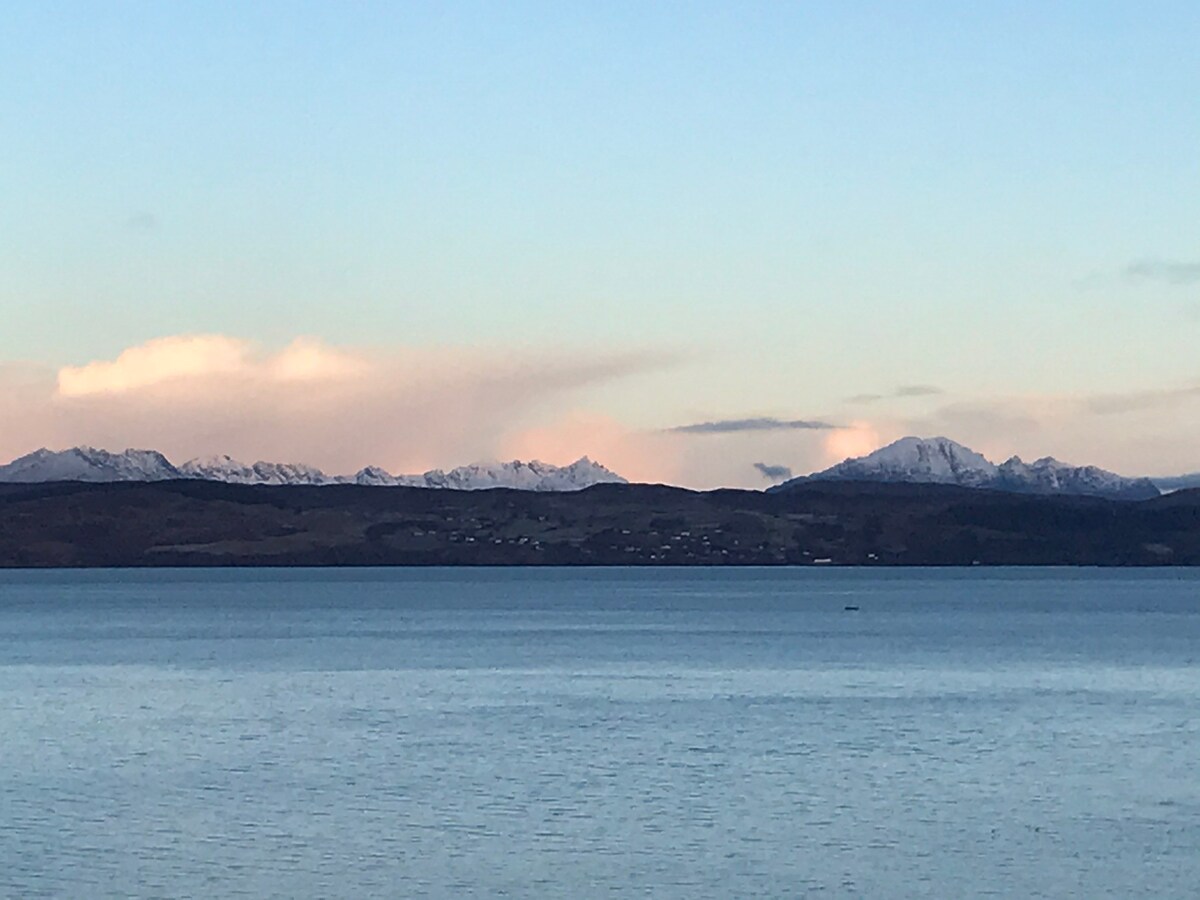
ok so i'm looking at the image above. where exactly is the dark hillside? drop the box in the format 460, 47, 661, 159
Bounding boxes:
1, 480, 1198, 567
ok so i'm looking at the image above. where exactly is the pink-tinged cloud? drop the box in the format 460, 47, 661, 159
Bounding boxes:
501, 413, 683, 486
7, 337, 1200, 485
502, 413, 846, 489
821, 421, 886, 463
56, 335, 371, 398
57, 335, 254, 396
888, 389, 1200, 476
1, 334, 677, 477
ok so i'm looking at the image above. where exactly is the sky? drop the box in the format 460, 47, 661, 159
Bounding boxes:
2, 1, 1199, 487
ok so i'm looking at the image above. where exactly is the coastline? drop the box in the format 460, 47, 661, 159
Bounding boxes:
2, 480, 1198, 568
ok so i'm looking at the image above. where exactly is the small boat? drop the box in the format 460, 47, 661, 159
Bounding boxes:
844, 605, 860, 612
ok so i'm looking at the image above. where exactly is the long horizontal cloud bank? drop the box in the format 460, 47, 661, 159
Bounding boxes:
1, 334, 849, 488
668, 417, 840, 434
5, 336, 1200, 488
846, 384, 944, 404
0, 334, 679, 478
1124, 259, 1200, 286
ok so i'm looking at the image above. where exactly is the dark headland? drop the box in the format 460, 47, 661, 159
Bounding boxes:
2, 479, 1199, 567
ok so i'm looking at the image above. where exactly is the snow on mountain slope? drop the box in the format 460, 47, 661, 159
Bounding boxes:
177, 455, 260, 484
801, 436, 999, 487
0, 447, 626, 492
994, 456, 1160, 501
771, 436, 1161, 500
182, 455, 627, 490
415, 458, 626, 491
0, 447, 180, 483
178, 456, 332, 485
350, 466, 401, 487
347, 457, 626, 491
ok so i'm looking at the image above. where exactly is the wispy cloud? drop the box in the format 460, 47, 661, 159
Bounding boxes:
1083, 383, 1200, 415
125, 211, 158, 231
894, 384, 943, 398
1124, 260, 1200, 286
753, 462, 792, 482
847, 384, 943, 404
668, 417, 840, 434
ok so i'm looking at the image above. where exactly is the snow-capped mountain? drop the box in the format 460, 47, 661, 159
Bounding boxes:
350, 465, 402, 487
771, 436, 1161, 501
340, 457, 626, 491
993, 456, 1159, 501
0, 447, 181, 483
384, 458, 626, 492
0, 447, 627, 492
800, 436, 1000, 487
179, 455, 332, 486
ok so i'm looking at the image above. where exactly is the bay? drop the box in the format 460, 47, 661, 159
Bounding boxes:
1, 568, 1198, 898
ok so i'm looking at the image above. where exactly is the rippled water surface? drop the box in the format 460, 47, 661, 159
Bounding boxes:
2, 568, 1199, 898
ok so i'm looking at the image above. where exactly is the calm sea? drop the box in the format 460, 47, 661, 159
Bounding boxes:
1, 568, 1198, 898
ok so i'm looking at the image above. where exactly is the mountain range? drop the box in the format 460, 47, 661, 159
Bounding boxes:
0, 447, 626, 492
770, 436, 1165, 501
0, 438, 1192, 500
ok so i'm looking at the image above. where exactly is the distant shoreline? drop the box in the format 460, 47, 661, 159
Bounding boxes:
2, 479, 1198, 568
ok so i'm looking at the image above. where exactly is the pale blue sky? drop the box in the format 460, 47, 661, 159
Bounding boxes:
2, 2, 1199, 481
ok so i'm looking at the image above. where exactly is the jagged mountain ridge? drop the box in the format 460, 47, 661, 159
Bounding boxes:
770, 436, 1162, 501
177, 455, 332, 486
0, 447, 181, 483
0, 447, 627, 492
